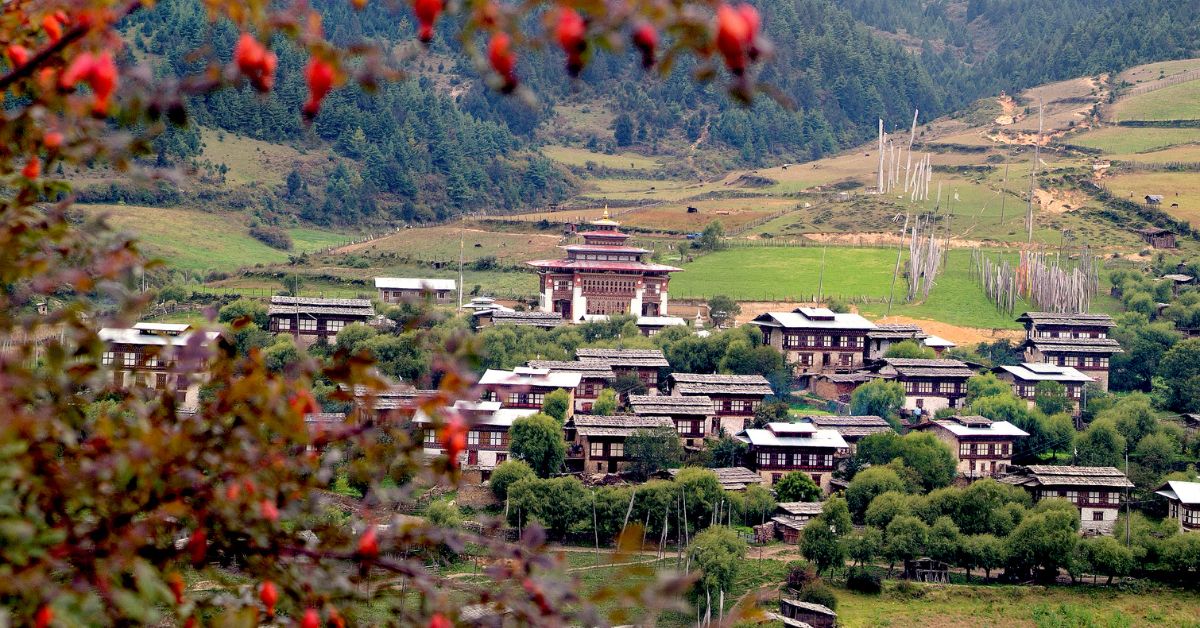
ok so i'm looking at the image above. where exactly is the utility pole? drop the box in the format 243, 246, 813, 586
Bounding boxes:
1125, 450, 1132, 547
1026, 101, 1044, 243
817, 246, 826, 304
458, 215, 465, 309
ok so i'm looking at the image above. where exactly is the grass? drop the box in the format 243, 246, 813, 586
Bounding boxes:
542, 145, 662, 170
669, 246, 901, 302
204, 266, 537, 299
834, 582, 1200, 628
1103, 171, 1200, 226
335, 225, 566, 265
1069, 127, 1200, 154
1114, 79, 1200, 122
79, 204, 345, 273
198, 127, 324, 187
1118, 58, 1200, 85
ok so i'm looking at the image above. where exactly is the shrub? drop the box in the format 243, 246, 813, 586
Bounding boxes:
846, 567, 883, 594
785, 561, 818, 592
249, 223, 293, 250
796, 582, 838, 611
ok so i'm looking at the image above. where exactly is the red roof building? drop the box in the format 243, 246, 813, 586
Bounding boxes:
526, 211, 681, 322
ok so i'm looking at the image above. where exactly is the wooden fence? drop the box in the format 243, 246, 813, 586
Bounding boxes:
1117, 69, 1200, 101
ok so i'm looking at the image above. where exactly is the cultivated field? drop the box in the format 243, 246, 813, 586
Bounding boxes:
1103, 171, 1200, 226
1113, 79, 1200, 121
1070, 126, 1200, 154
335, 225, 567, 265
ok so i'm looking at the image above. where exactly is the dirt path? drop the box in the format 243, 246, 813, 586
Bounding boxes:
875, 315, 1023, 345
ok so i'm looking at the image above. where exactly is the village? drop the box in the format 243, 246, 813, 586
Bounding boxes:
95, 212, 1200, 626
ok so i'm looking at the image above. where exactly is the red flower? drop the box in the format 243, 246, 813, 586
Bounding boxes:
300, 608, 321, 628
234, 33, 277, 92
715, 3, 760, 75
428, 613, 453, 628
6, 45, 30, 68
259, 580, 279, 617
34, 605, 53, 628
302, 57, 335, 120
632, 24, 658, 69
554, 7, 587, 77
413, 0, 443, 44
356, 526, 379, 558
260, 499, 280, 522
440, 415, 467, 468
22, 156, 40, 180
487, 33, 517, 92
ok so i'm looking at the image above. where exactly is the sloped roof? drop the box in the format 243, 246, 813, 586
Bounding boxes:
780, 600, 837, 617
573, 415, 673, 437
867, 323, 928, 341
526, 360, 615, 379
1016, 312, 1115, 327
374, 277, 456, 291
478, 368, 582, 389
667, 467, 764, 490
484, 310, 565, 327
1001, 465, 1133, 489
412, 404, 537, 428
637, 316, 686, 327
669, 373, 773, 396
1156, 481, 1200, 505
268, 296, 375, 317
998, 362, 1094, 383
918, 416, 1029, 438
629, 395, 713, 416
777, 501, 826, 516
750, 310, 875, 331
576, 347, 670, 368
881, 358, 975, 378
736, 423, 848, 449
1026, 337, 1124, 354
924, 335, 956, 348
804, 415, 893, 439
100, 327, 220, 348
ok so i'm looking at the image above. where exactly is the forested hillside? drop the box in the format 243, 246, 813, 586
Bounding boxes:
119, 0, 1199, 227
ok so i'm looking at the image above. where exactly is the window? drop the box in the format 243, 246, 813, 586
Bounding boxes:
156, 373, 168, 390
797, 353, 814, 367
123, 352, 136, 367
298, 318, 317, 332
277, 318, 291, 330
326, 319, 346, 335
1184, 508, 1200, 527
822, 335, 832, 347
960, 443, 971, 457
590, 442, 605, 458
102, 351, 115, 366
424, 430, 437, 445
783, 334, 801, 349
1092, 511, 1105, 521
146, 355, 159, 368
758, 452, 770, 466
467, 431, 480, 446
915, 381, 933, 394
610, 442, 624, 458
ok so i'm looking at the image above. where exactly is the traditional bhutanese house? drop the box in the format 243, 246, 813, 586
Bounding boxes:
527, 212, 682, 321
923, 335, 956, 356
1020, 317, 1123, 390
346, 382, 434, 423
1162, 273, 1195, 297
415, 400, 537, 477
304, 412, 347, 437
665, 467, 764, 491
478, 367, 581, 415
629, 394, 714, 448
735, 422, 847, 493
1134, 226, 1176, 249
801, 415, 893, 456
374, 277, 456, 304
871, 358, 975, 415
473, 309, 564, 330
912, 415, 1028, 478
572, 415, 673, 474
1000, 465, 1133, 536
750, 307, 876, 377
995, 362, 1094, 413
268, 296, 376, 344
864, 323, 927, 361
1182, 413, 1200, 436
776, 599, 837, 628
527, 360, 615, 413
99, 323, 220, 410
1156, 481, 1200, 532
669, 373, 773, 436
809, 371, 877, 403
576, 347, 669, 392
636, 315, 686, 336
772, 501, 826, 543
1017, 311, 1115, 342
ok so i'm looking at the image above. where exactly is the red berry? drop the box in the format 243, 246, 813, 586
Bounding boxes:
487, 32, 517, 92
300, 608, 320, 628
356, 526, 379, 558
22, 156, 41, 180
259, 580, 279, 617
41, 14, 63, 42
716, 4, 751, 75
6, 44, 30, 67
632, 24, 658, 69
302, 57, 335, 119
555, 8, 587, 77
260, 499, 279, 522
188, 529, 207, 566
60, 52, 119, 114
234, 33, 277, 92
34, 605, 53, 628
43, 131, 63, 150
440, 415, 467, 468
412, 0, 443, 44
328, 607, 345, 628
428, 614, 452, 628
168, 572, 185, 605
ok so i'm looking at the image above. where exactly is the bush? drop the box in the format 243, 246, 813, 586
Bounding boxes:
887, 579, 927, 600
846, 567, 883, 594
785, 561, 818, 592
796, 582, 838, 611
249, 224, 293, 250
490, 460, 536, 500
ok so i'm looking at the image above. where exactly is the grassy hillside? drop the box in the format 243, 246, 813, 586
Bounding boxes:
1114, 80, 1200, 121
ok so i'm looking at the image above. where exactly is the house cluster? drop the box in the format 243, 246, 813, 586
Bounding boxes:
791, 309, 1123, 418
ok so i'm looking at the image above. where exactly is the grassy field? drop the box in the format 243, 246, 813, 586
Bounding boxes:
205, 266, 537, 299
1107, 144, 1200, 163
1118, 58, 1200, 85
669, 246, 900, 302
336, 225, 567, 265
1103, 171, 1200, 226
79, 204, 345, 272
198, 127, 325, 187
542, 145, 662, 170
1113, 79, 1200, 121
1069, 127, 1200, 154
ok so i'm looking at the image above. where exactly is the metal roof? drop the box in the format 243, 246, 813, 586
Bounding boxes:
478, 368, 581, 389
919, 417, 1030, 438
526, 259, 682, 272
750, 310, 876, 331
637, 316, 686, 327
132, 322, 192, 334
374, 277, 456, 291
735, 423, 848, 449
99, 327, 220, 348
412, 404, 538, 428
526, 360, 615, 378
923, 335, 956, 348
998, 363, 1094, 383
1156, 481, 1200, 505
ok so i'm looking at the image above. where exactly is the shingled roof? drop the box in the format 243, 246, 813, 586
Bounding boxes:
803, 415, 893, 439
484, 310, 565, 328
879, 358, 975, 378
572, 415, 673, 437
1016, 312, 1116, 327
867, 323, 928, 341
1000, 465, 1134, 489
667, 467, 764, 490
669, 373, 773, 396
1026, 336, 1124, 354
268, 296, 375, 317
629, 395, 713, 416
526, 360, 615, 379
777, 501, 827, 516
576, 347, 670, 368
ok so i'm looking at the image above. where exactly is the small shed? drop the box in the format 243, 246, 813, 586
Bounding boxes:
1145, 194, 1164, 205
903, 557, 950, 583
1134, 227, 1176, 249
778, 599, 837, 628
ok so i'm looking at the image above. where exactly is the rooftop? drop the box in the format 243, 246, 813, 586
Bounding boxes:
879, 358, 975, 379
526, 259, 682, 273
666, 467, 764, 490
669, 373, 773, 396
1001, 465, 1134, 489
777, 501, 827, 516
998, 362, 1094, 383
1156, 480, 1200, 506
1026, 337, 1124, 354
482, 310, 565, 327
572, 415, 673, 437
576, 347, 670, 368
637, 316, 687, 327
132, 322, 192, 334
750, 309, 876, 331
735, 423, 848, 450
478, 367, 582, 389
268, 296, 375, 317
1016, 312, 1116, 327
629, 395, 714, 416
412, 404, 538, 428
803, 415, 893, 439
918, 416, 1030, 438
525, 360, 615, 378
867, 323, 928, 340
924, 335, 956, 348
374, 277, 456, 291
99, 327, 220, 348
